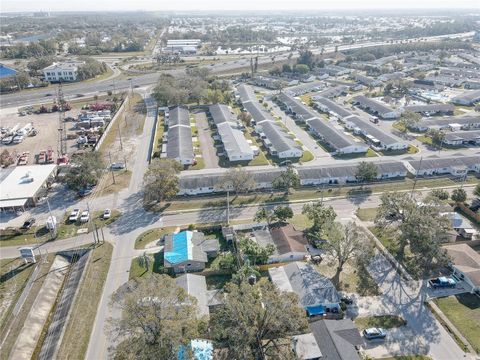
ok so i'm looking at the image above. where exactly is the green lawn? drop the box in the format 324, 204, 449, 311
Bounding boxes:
56, 243, 113, 360
366, 148, 379, 157
434, 294, 480, 353
356, 207, 378, 222
417, 135, 433, 145
0, 258, 35, 328
129, 252, 164, 279
300, 150, 314, 163
190, 156, 205, 170
355, 315, 407, 331
135, 227, 176, 250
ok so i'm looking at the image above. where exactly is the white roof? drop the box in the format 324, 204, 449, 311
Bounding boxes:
0, 165, 56, 203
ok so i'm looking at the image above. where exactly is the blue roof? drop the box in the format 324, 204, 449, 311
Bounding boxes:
178, 339, 213, 360
164, 231, 192, 264
0, 65, 17, 79
306, 305, 326, 316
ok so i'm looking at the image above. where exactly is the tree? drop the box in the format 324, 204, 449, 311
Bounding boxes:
272, 166, 300, 193
64, 152, 105, 191
428, 129, 446, 146
110, 275, 199, 359
282, 64, 292, 73
218, 167, 256, 195
238, 235, 275, 265
210, 279, 308, 360
474, 183, 480, 197
375, 191, 451, 269
273, 206, 293, 223
321, 222, 368, 284
302, 202, 336, 239
254, 207, 278, 226
238, 111, 252, 127
428, 188, 449, 201
143, 158, 182, 204
397, 110, 421, 132
355, 161, 378, 184
451, 188, 467, 203
293, 64, 309, 74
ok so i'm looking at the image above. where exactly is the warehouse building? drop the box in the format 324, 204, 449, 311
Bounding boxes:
0, 164, 57, 211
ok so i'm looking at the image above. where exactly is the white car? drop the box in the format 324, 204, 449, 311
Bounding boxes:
80, 210, 90, 223
103, 209, 111, 219
69, 209, 80, 222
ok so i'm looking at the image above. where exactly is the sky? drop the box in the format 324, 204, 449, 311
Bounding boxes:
2, 0, 480, 12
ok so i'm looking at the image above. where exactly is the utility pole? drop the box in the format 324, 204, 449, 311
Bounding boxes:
410, 156, 423, 199
226, 189, 230, 225
108, 151, 116, 184
117, 121, 123, 150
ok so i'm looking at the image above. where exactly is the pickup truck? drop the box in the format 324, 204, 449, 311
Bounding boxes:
428, 276, 456, 289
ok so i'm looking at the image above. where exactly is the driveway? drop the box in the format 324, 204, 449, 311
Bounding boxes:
193, 110, 219, 169
266, 100, 330, 160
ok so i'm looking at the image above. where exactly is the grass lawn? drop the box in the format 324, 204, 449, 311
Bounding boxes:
190, 156, 205, 170
355, 315, 407, 331
407, 145, 419, 154
129, 252, 164, 279
96, 170, 132, 197
56, 243, 113, 360
0, 258, 35, 328
434, 294, 480, 353
366, 148, 379, 157
300, 150, 314, 163
356, 207, 378, 222
417, 135, 433, 146
92, 209, 122, 227
152, 115, 165, 154
135, 227, 176, 250
288, 214, 313, 231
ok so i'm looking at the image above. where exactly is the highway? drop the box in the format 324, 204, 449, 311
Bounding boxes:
0, 31, 473, 109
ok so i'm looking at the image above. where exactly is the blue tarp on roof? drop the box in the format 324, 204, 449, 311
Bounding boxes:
306, 305, 326, 317
164, 231, 191, 265
0, 65, 17, 79
178, 339, 213, 360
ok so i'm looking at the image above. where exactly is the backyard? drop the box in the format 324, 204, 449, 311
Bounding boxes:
355, 315, 407, 331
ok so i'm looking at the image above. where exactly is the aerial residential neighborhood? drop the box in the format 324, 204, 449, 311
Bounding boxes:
0, 2, 479, 360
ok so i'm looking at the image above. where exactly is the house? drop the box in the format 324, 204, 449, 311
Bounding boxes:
42, 61, 82, 82
209, 104, 254, 162
441, 212, 478, 240
443, 130, 480, 146
443, 244, 480, 294
0, 164, 57, 211
312, 85, 348, 99
404, 155, 480, 177
343, 116, 408, 151
451, 90, 480, 106
464, 81, 480, 90
175, 274, 209, 317
273, 333, 322, 360
269, 262, 341, 317
309, 319, 363, 360
252, 223, 315, 263
298, 161, 407, 186
353, 74, 382, 87
410, 115, 480, 132
313, 97, 352, 119
352, 95, 401, 119
404, 104, 455, 116
165, 107, 195, 165
163, 231, 219, 273
284, 81, 325, 96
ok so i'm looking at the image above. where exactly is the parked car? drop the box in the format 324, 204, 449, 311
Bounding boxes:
428, 276, 456, 289
103, 209, 111, 219
69, 209, 80, 222
80, 211, 90, 223
78, 186, 94, 197
110, 162, 125, 170
20, 218, 36, 230
363, 328, 386, 340
341, 296, 354, 305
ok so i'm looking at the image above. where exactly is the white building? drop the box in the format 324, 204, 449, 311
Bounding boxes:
165, 39, 201, 54
43, 62, 82, 82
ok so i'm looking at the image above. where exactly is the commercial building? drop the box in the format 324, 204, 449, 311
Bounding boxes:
42, 61, 82, 82
209, 104, 254, 162
165, 39, 201, 54
164, 106, 195, 165
352, 95, 401, 119
0, 164, 57, 211
343, 115, 408, 151
269, 262, 341, 317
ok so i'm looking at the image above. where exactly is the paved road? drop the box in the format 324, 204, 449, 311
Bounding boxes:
358, 251, 472, 360
1, 32, 473, 109
193, 111, 220, 168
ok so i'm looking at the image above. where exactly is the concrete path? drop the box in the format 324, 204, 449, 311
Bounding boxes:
193, 111, 219, 169
8, 256, 69, 360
